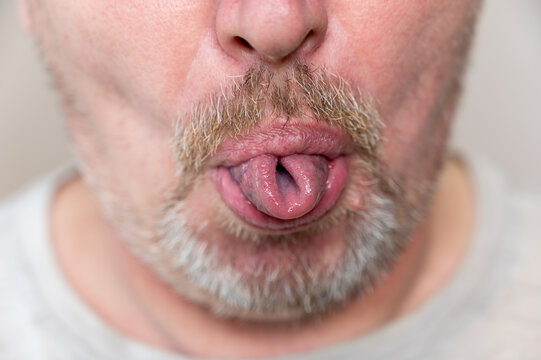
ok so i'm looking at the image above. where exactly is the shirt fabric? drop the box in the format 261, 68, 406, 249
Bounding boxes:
1, 154, 540, 360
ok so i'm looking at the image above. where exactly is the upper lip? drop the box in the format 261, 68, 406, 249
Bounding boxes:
208, 118, 355, 168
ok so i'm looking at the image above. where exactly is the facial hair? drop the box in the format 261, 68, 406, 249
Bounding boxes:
97, 63, 430, 321
29, 0, 479, 321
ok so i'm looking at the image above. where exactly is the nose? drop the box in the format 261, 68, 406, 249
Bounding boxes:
216, 0, 328, 63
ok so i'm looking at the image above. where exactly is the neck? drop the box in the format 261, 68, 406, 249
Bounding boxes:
51, 158, 474, 359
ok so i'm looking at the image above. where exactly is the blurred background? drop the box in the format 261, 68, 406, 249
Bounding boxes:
1, 0, 540, 198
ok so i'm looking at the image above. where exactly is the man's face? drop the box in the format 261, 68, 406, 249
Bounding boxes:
26, 0, 480, 320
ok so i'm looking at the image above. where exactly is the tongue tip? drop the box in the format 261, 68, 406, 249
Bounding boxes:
269, 202, 321, 220
252, 191, 322, 220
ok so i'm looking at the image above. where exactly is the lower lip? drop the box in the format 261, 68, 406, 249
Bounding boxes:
214, 156, 349, 232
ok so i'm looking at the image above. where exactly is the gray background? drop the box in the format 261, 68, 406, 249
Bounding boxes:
1, 0, 540, 198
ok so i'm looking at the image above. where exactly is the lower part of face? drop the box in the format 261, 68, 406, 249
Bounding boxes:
30, 0, 480, 320
90, 63, 457, 320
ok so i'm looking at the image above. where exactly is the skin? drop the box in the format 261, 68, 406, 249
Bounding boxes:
22, 0, 480, 358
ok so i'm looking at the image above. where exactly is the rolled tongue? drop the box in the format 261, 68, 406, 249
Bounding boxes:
230, 154, 329, 220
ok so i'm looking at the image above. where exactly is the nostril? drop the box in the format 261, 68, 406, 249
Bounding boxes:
233, 36, 254, 51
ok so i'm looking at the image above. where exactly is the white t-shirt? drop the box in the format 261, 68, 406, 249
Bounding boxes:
1, 154, 540, 360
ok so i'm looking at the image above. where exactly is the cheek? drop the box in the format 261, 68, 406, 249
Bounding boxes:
43, 1, 214, 122
330, 0, 473, 97
71, 99, 179, 213
39, 1, 214, 210
326, 0, 474, 172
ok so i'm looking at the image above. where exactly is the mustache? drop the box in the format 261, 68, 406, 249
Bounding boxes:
172, 62, 382, 194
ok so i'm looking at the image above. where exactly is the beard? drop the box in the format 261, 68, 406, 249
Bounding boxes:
153, 178, 419, 321
75, 63, 442, 321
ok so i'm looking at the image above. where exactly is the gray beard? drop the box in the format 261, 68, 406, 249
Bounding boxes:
104, 168, 427, 321
157, 194, 400, 320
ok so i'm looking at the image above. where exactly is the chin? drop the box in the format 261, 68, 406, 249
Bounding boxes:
87, 63, 441, 321
112, 155, 418, 322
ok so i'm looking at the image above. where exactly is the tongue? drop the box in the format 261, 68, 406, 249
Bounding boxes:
230, 154, 328, 220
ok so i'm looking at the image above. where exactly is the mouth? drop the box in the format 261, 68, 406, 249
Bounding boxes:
211, 120, 353, 232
